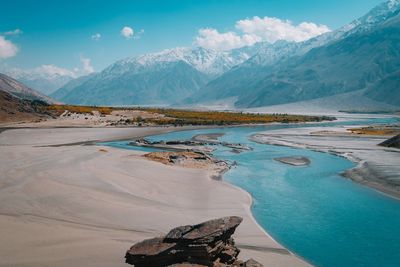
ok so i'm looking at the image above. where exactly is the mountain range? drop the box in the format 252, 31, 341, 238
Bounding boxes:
0, 73, 54, 104
24, 0, 400, 110
2, 66, 76, 95
50, 46, 261, 105
185, 0, 400, 109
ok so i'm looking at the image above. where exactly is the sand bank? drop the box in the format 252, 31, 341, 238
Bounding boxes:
0, 127, 310, 267
252, 126, 400, 199
274, 156, 311, 166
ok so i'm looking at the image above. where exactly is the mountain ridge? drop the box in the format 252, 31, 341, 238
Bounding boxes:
52, 0, 400, 110
51, 46, 261, 105
185, 0, 400, 109
2, 66, 76, 95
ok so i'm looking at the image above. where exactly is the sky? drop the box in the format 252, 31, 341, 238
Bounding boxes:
0, 0, 384, 76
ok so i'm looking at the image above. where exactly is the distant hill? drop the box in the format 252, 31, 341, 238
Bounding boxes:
55, 61, 210, 106
0, 73, 55, 103
50, 73, 95, 100
0, 90, 50, 123
0, 73, 56, 123
2, 67, 75, 95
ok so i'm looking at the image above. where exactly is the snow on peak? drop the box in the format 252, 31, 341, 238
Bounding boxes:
100, 0, 400, 80
108, 46, 256, 76
388, 0, 400, 9
3, 65, 77, 80
344, 0, 400, 33
135, 47, 225, 73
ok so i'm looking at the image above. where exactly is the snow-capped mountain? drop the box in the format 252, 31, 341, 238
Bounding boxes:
341, 0, 400, 34
298, 0, 400, 53
2, 65, 76, 95
243, 0, 400, 68
185, 0, 400, 109
52, 46, 260, 105
102, 46, 255, 77
52, 0, 400, 108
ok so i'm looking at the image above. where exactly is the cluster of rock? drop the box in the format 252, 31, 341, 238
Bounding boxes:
168, 151, 213, 163
129, 138, 209, 148
143, 151, 217, 167
129, 138, 252, 154
125, 216, 263, 267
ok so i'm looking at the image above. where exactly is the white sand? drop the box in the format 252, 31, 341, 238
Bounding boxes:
0, 127, 310, 267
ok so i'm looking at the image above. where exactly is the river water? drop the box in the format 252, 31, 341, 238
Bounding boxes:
103, 116, 400, 267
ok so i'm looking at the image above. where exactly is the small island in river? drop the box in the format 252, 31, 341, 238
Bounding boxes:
274, 156, 311, 166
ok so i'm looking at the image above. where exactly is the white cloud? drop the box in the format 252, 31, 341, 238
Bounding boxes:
195, 16, 331, 51
195, 28, 260, 51
80, 56, 94, 74
34, 57, 94, 77
121, 26, 134, 39
2, 56, 95, 79
4, 29, 23, 36
0, 36, 18, 59
236, 16, 331, 43
91, 33, 101, 41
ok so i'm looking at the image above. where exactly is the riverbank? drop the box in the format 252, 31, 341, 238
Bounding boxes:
251, 126, 400, 199
0, 126, 310, 267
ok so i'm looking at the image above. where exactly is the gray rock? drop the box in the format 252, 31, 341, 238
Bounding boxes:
379, 134, 400, 149
125, 216, 263, 267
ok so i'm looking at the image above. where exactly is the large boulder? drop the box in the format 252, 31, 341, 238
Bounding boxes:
125, 216, 263, 267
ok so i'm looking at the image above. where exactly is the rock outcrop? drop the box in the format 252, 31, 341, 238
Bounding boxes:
379, 134, 400, 149
125, 216, 263, 267
143, 151, 227, 170
129, 138, 252, 154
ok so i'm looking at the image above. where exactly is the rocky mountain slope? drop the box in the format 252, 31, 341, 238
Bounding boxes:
0, 90, 50, 124
51, 0, 400, 109
55, 61, 210, 105
0, 73, 54, 103
50, 73, 95, 100
0, 73, 56, 123
186, 0, 400, 109
51, 46, 260, 105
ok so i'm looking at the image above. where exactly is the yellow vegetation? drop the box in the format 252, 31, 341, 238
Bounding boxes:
138, 108, 334, 125
46, 104, 334, 126
348, 127, 400, 136
47, 105, 113, 115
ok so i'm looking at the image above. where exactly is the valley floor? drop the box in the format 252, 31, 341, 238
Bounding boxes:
0, 126, 309, 267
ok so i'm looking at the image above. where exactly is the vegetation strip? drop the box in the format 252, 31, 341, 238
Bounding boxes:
46, 104, 336, 126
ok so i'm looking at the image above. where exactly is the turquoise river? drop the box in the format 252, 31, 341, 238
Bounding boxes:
103, 116, 400, 267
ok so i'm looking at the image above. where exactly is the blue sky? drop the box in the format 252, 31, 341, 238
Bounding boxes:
0, 0, 384, 74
